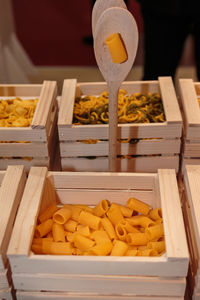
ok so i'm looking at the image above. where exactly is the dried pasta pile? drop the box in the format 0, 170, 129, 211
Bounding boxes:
31, 198, 165, 256
73, 90, 165, 125
0, 97, 38, 127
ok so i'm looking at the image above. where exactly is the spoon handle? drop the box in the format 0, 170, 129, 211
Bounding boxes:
108, 82, 120, 172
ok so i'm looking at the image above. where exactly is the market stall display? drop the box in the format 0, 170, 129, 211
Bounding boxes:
7, 167, 188, 299
0, 81, 60, 171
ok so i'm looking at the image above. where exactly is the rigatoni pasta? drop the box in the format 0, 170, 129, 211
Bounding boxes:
31, 197, 165, 257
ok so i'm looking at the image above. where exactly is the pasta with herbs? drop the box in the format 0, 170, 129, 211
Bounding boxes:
73, 90, 165, 125
31, 197, 165, 256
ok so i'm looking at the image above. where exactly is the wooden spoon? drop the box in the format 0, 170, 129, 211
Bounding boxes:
93, 7, 138, 172
92, 0, 127, 36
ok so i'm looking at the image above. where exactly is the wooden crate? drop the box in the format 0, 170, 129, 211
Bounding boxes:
0, 165, 26, 300
181, 165, 200, 300
178, 79, 200, 172
7, 167, 189, 299
0, 82, 60, 171
58, 76, 182, 173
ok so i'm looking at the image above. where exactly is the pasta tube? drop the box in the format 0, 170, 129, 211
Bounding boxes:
91, 230, 110, 244
127, 215, 155, 228
105, 33, 128, 64
101, 217, 117, 240
38, 203, 59, 223
35, 219, 53, 238
115, 223, 127, 241
53, 208, 72, 224
127, 198, 151, 215
110, 240, 129, 256
79, 210, 101, 230
126, 232, 148, 246
145, 223, 164, 241
93, 199, 109, 217
42, 241, 73, 255
106, 204, 124, 226
147, 241, 165, 253
52, 223, 65, 242
88, 241, 113, 256
74, 234, 95, 251
64, 219, 78, 232
148, 208, 162, 221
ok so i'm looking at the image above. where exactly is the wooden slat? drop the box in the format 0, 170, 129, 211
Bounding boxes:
78, 80, 159, 95
0, 84, 42, 96
0, 127, 47, 142
48, 171, 156, 190
58, 79, 77, 126
183, 142, 200, 157
16, 290, 184, 300
0, 270, 9, 289
55, 189, 156, 208
0, 142, 48, 157
0, 287, 13, 300
0, 157, 49, 172
61, 155, 179, 173
60, 139, 180, 157
32, 81, 57, 129
0, 165, 26, 269
179, 79, 200, 129
159, 77, 182, 124
8, 167, 48, 256
157, 169, 189, 267
12, 273, 186, 296
58, 123, 182, 140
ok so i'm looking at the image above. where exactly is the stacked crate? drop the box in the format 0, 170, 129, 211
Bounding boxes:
8, 166, 189, 299
0, 81, 60, 171
0, 165, 26, 300
179, 79, 200, 172
182, 165, 200, 299
58, 76, 182, 172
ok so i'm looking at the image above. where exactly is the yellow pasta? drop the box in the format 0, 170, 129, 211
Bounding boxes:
93, 199, 109, 217
101, 217, 117, 240
42, 241, 74, 255
32, 198, 165, 257
110, 240, 129, 256
125, 249, 138, 256
38, 203, 59, 223
127, 215, 155, 228
118, 219, 140, 233
105, 32, 128, 64
88, 241, 113, 256
53, 208, 72, 225
137, 248, 158, 256
127, 198, 151, 215
147, 241, 165, 253
76, 225, 91, 237
64, 204, 82, 222
52, 223, 65, 242
91, 230, 110, 244
79, 210, 101, 230
115, 223, 127, 241
145, 223, 164, 241
126, 232, 148, 246
74, 233, 95, 252
148, 208, 162, 221
106, 204, 124, 226
35, 219, 53, 238
64, 219, 78, 232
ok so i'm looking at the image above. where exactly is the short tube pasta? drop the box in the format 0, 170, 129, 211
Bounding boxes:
126, 232, 148, 246
145, 223, 164, 241
88, 241, 113, 256
106, 204, 124, 226
101, 217, 117, 240
110, 240, 129, 256
64, 219, 78, 232
93, 199, 109, 217
74, 233, 95, 251
148, 208, 162, 221
52, 223, 65, 242
38, 203, 59, 223
79, 210, 101, 230
115, 223, 127, 241
53, 208, 72, 224
42, 241, 74, 255
127, 198, 151, 215
35, 219, 53, 238
105, 32, 128, 64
